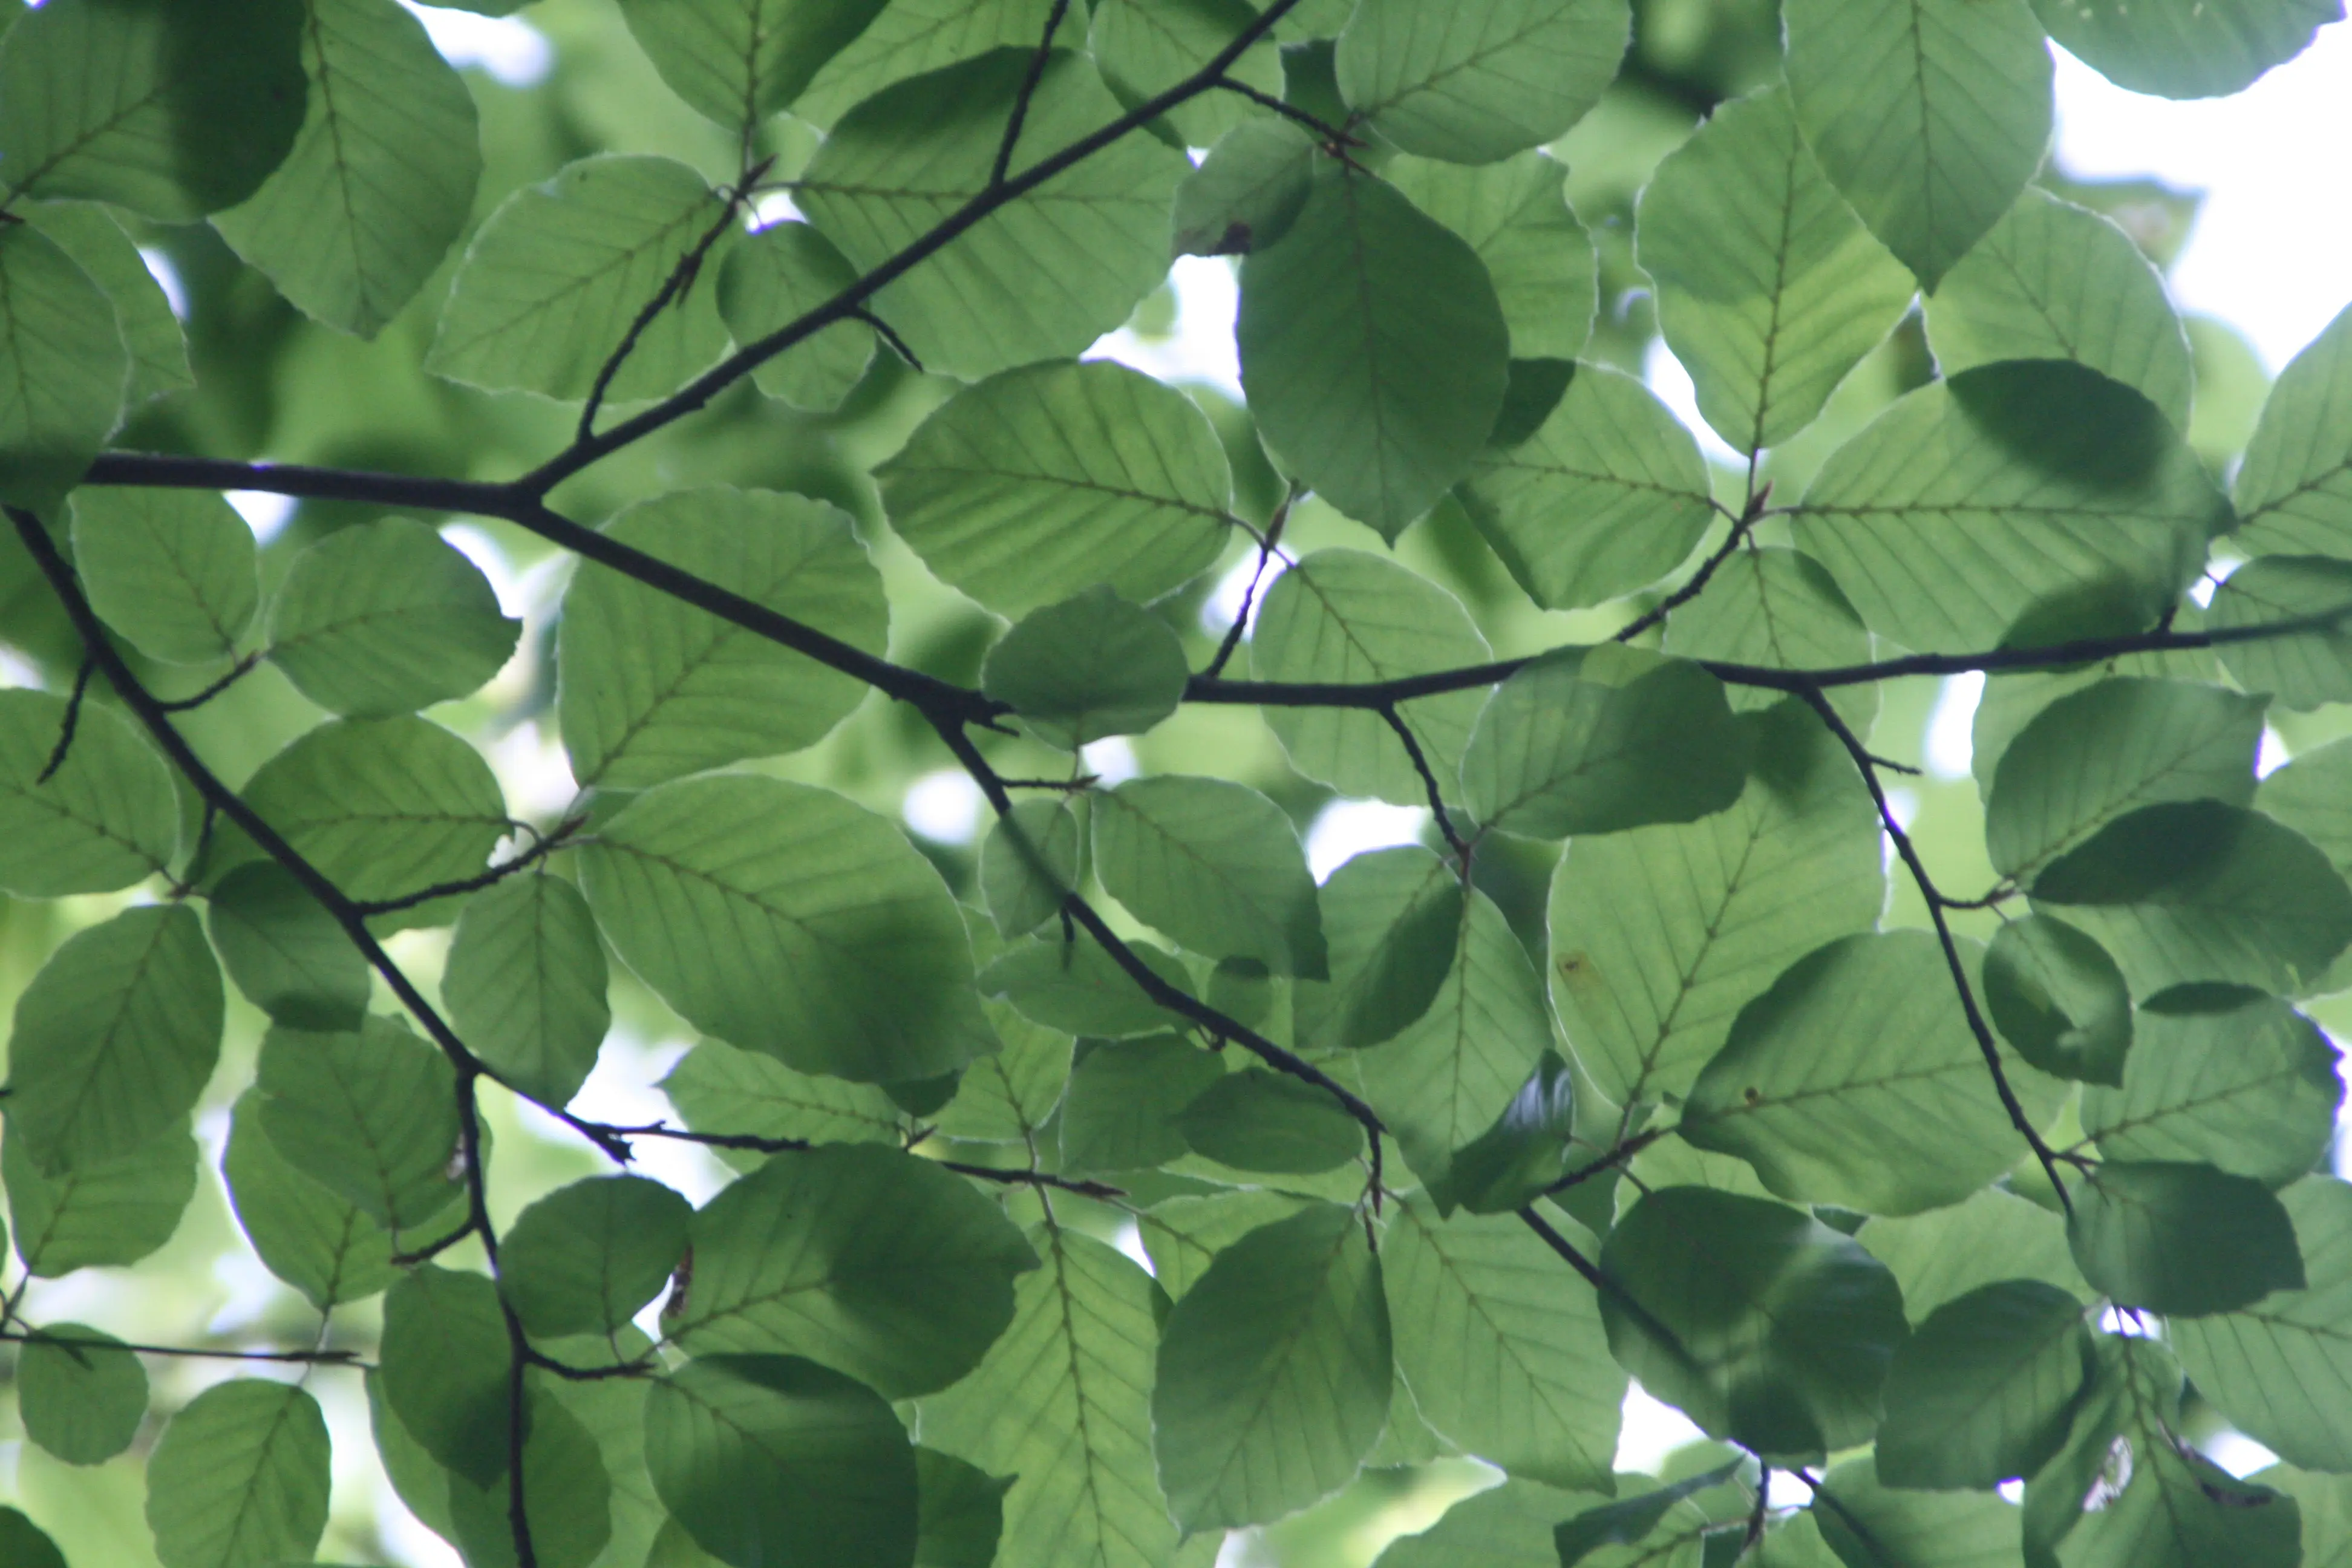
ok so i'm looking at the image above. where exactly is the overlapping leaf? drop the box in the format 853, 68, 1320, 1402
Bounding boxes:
1334, 0, 1629, 163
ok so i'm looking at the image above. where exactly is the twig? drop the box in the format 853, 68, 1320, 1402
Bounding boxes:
0, 1327, 363, 1366
1201, 491, 1290, 680
390, 1218, 479, 1267
1210, 76, 1358, 146
1540, 1127, 1666, 1197
154, 652, 262, 713
1792, 684, 2079, 1211
350, 818, 584, 916
1378, 704, 1472, 866
990, 0, 1076, 188
577, 1120, 1129, 1200
34, 653, 94, 783
852, 307, 923, 371
521, 1345, 656, 1382
1612, 503, 1762, 645
500, 1301, 538, 1568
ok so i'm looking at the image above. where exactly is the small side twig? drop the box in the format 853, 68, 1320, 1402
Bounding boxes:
1540, 1126, 1666, 1197
349, 817, 585, 917
155, 652, 262, 713
990, 0, 1076, 188
1201, 491, 1291, 681
0, 1327, 363, 1367
1210, 76, 1359, 146
852, 307, 923, 371
1378, 703, 1471, 867
390, 1218, 479, 1267
35, 654, 95, 783
1613, 495, 1764, 645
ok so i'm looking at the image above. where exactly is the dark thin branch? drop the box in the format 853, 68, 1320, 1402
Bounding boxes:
852, 307, 923, 371
390, 1218, 479, 1267
521, 1345, 656, 1382
1863, 750, 1923, 777
155, 652, 262, 713
1379, 704, 1472, 866
997, 774, 1098, 792
1541, 1127, 1666, 1197
1792, 684, 2080, 1210
34, 653, 94, 783
1612, 505, 1761, 646
578, 1120, 1130, 1200
350, 818, 584, 916
1514, 1203, 1705, 1383
1201, 492, 1290, 681
0, 1327, 362, 1366
1210, 76, 1357, 145
990, 0, 1077, 188
501, 1302, 538, 1568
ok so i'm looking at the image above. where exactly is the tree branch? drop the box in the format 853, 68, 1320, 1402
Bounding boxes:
1378, 703, 1472, 866
34, 653, 93, 783
1610, 502, 1761, 646
1200, 491, 1290, 681
577, 1120, 1129, 1200
348, 817, 584, 917
0, 1326, 364, 1367
990, 0, 1076, 188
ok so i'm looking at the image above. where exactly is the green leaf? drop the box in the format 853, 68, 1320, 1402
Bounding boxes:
1550, 698, 1884, 1111
220, 1088, 396, 1310
206, 861, 370, 1030
1793, 361, 2225, 652
1059, 1035, 1227, 1172
0, 1509, 65, 1568
1857, 1187, 2092, 1321
1683, 929, 2065, 1215
877, 359, 1233, 618
1924, 190, 2195, 431
266, 517, 518, 717
0, 222, 130, 510
2083, 988, 2338, 1186
1385, 151, 1598, 362
1984, 677, 2263, 881
1377, 1479, 1598, 1568
1238, 167, 1511, 537
1249, 547, 1494, 808
1428, 1051, 1576, 1214
800, 52, 1186, 379
442, 874, 611, 1111
2232, 301, 2352, 558
5, 1117, 195, 1277
1092, 774, 1327, 978
2067, 1160, 2305, 1315
1173, 118, 1318, 256
2030, 0, 2339, 98
2056, 1337, 2302, 1568
1140, 1189, 1315, 1299
2258, 1465, 2352, 1568
1782, 0, 2051, 287
1599, 1186, 1908, 1459
668, 1143, 1037, 1396
1812, 1456, 2034, 1567
930, 993, 1073, 1144
501, 1174, 691, 1339
1334, 0, 1627, 163
1385, 1195, 1622, 1491
5, 904, 222, 1176
1554, 1464, 1742, 1567
70, 489, 256, 665
1637, 84, 1916, 454
230, 715, 509, 926
445, 1387, 613, 1568
2209, 556, 2352, 710
794, 0, 1076, 127
210, 0, 482, 338
645, 1354, 918, 1568
20, 200, 193, 408
0, 0, 305, 221
558, 486, 886, 788
1153, 1203, 1392, 1531
18, 1322, 148, 1465
582, 774, 995, 1083
2031, 800, 2352, 996
1982, 914, 2134, 1086
255, 1016, 465, 1231
662, 1037, 905, 1152
1295, 846, 1462, 1052
0, 687, 178, 896
1460, 364, 1716, 611
1461, 645, 1749, 840
914, 1447, 1011, 1568
979, 934, 1197, 1036
919, 1221, 1178, 1568
1358, 884, 1556, 1191
982, 587, 1189, 751
979, 799, 1082, 940
1874, 1281, 2092, 1490
1090, 0, 1285, 147
2174, 1177, 2352, 1472
713, 221, 877, 411
381, 1264, 515, 1486
429, 154, 726, 400
619, 0, 887, 131
1178, 1069, 1365, 1174
143, 1380, 331, 1568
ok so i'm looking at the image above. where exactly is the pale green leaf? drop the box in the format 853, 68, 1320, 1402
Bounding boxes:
1783, 0, 2053, 287
1059, 1036, 1227, 1172
2066, 1160, 2304, 1316
267, 517, 519, 717
661, 1037, 906, 1153
800, 52, 1186, 379
0, 222, 129, 509
1459, 363, 1716, 610
979, 799, 1082, 940
21, 200, 189, 408
143, 1380, 330, 1568
1172, 118, 1317, 256
794, 0, 1076, 128
929, 995, 1073, 1143
2210, 555, 2352, 709
1092, 774, 1327, 977
581, 774, 995, 1083
0, 687, 178, 896
713, 221, 877, 411
1428, 1051, 1576, 1215
220, 1088, 396, 1310
5, 1117, 196, 1278
983, 587, 1189, 751
619, 0, 889, 131
1876, 1281, 2092, 1489
443, 874, 610, 1111
429, 154, 727, 400
206, 862, 370, 1030
1238, 168, 1510, 538
1334, 0, 1628, 163
1091, 0, 1284, 146
2258, 1465, 2352, 1568
2232, 300, 2352, 558
1857, 1187, 2092, 1321
501, 1174, 691, 1338
255, 1016, 466, 1232
1385, 151, 1597, 361
18, 1322, 148, 1465
1638, 84, 1916, 454
1813, 1457, 2032, 1567
1139, 1189, 1313, 1300
2083, 988, 2338, 1186
211, 0, 482, 338
70, 489, 255, 664
2031, 0, 2340, 98
1925, 189, 2194, 431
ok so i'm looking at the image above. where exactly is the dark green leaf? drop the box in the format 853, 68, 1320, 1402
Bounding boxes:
0, 222, 129, 511
1385, 151, 1597, 362
581, 774, 995, 1083
1153, 1203, 1392, 1530
2030, 0, 2338, 98
982, 587, 1189, 751
1334, 0, 1627, 163
1982, 914, 2134, 1086
443, 874, 611, 1111
0, 687, 177, 896
978, 799, 1081, 941
668, 1143, 1037, 1397
18, 1322, 148, 1465
1857, 1187, 2092, 1321
915, 1447, 1010, 1568
1812, 1456, 2034, 1567
0, 1509, 65, 1568
2210, 555, 2352, 709
1238, 168, 1510, 537
713, 221, 877, 411
266, 517, 518, 717
5, 903, 223, 1176
220, 1088, 396, 1310
445, 1387, 612, 1568
1875, 1281, 2092, 1489
207, 861, 370, 1031
501, 1174, 692, 1339
1178, 1068, 1364, 1174
1092, 774, 1328, 977
619, 0, 889, 131
1598, 1186, 1908, 1460
1555, 1463, 1740, 1567
662, 1037, 905, 1152
2082, 988, 2339, 1185
979, 933, 1197, 1036
1426, 1051, 1575, 1215
1173, 118, 1318, 256
2066, 1160, 2305, 1315
5, 1116, 196, 1276
1295, 845, 1462, 1051
646, 1353, 917, 1568
143, 1379, 331, 1568
69, 488, 254, 664
1139, 1189, 1315, 1299
1059, 1035, 1227, 1172
381, 1264, 515, 1487
255, 1016, 466, 1231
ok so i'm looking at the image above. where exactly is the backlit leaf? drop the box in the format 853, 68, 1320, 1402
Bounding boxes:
267, 517, 520, 717
443, 873, 611, 1111
18, 1322, 148, 1465
144, 1379, 331, 1568
0, 687, 178, 897
5, 1117, 196, 1277
2232, 300, 2352, 558
982, 587, 1189, 751
713, 221, 877, 411
2067, 1160, 2305, 1316
618, 0, 890, 130
206, 861, 370, 1030
70, 488, 256, 665
255, 1016, 466, 1231
1092, 774, 1327, 978
0, 222, 129, 510
1334, 0, 1628, 163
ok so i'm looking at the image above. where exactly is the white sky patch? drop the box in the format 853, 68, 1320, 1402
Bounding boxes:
1082, 736, 1141, 785
1922, 670, 1985, 780
903, 767, 986, 843
519, 1035, 734, 1206
1305, 799, 1427, 881
1642, 339, 1743, 468
2052, 30, 2352, 371
226, 489, 297, 543
1615, 1382, 1710, 1474
1086, 255, 1244, 398
750, 189, 805, 227
137, 247, 188, 319
439, 522, 528, 617
2203, 1430, 2284, 1478
0, 645, 43, 690
2258, 725, 2292, 778
402, 1, 552, 87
